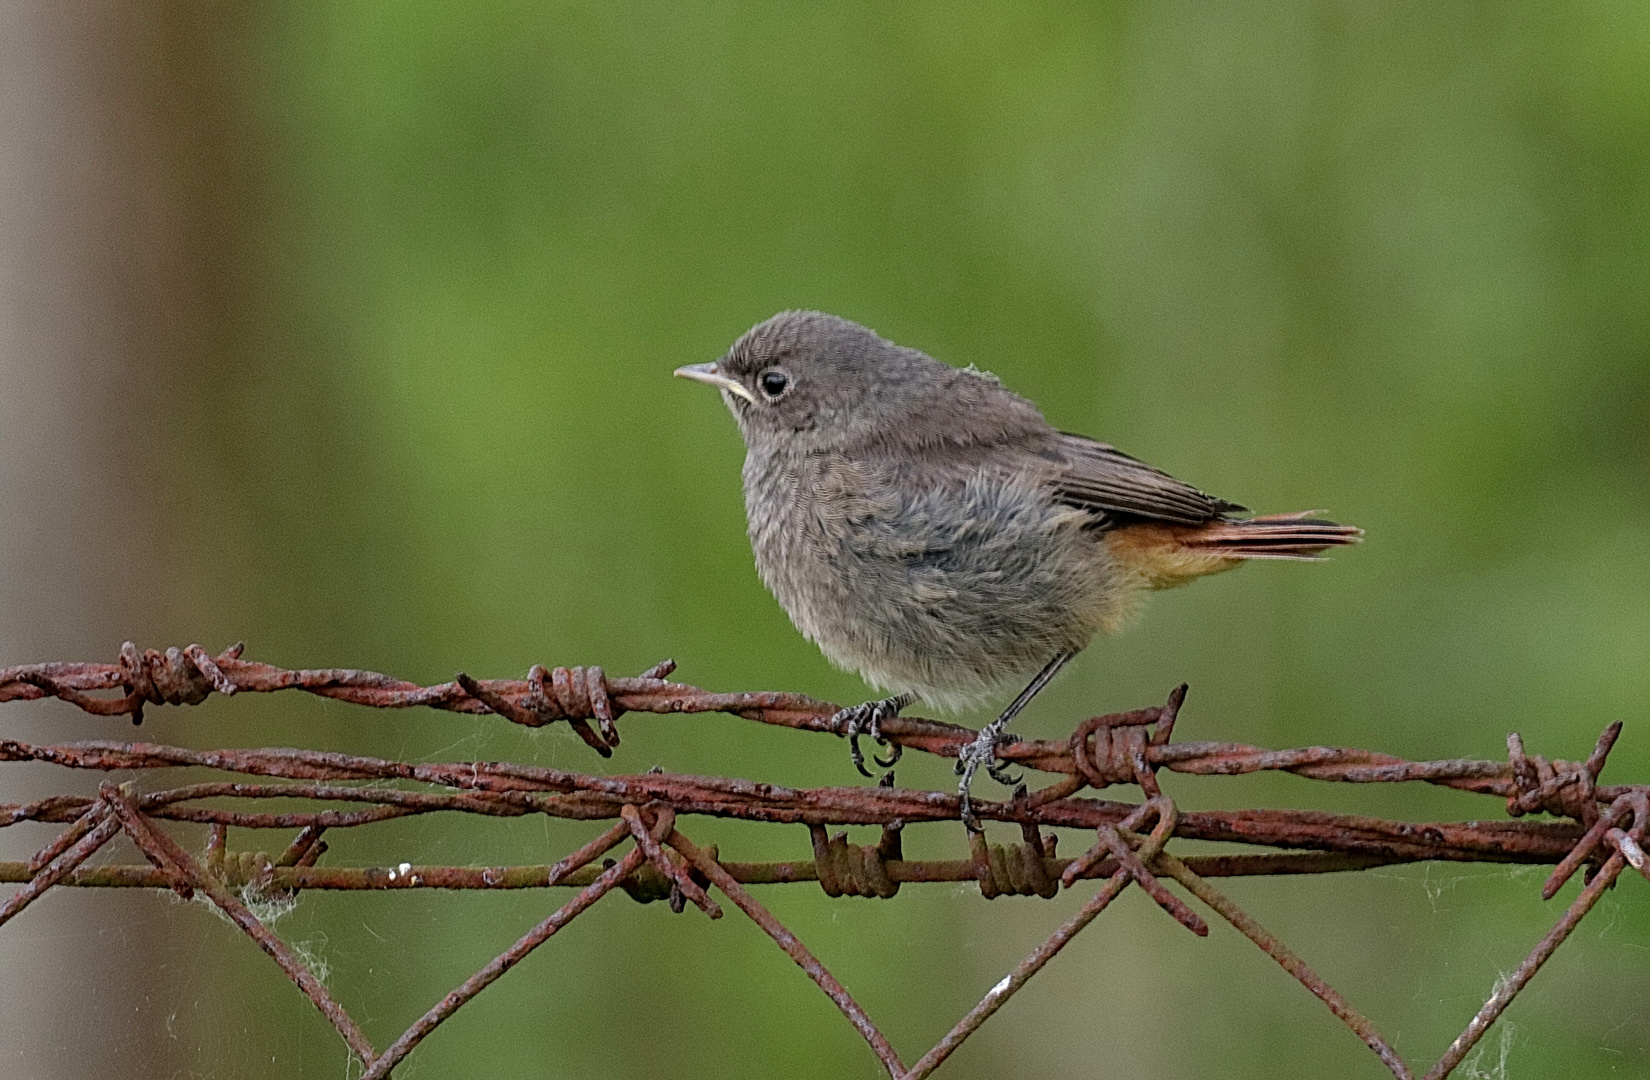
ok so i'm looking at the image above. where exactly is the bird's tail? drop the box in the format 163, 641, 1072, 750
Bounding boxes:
1181, 510, 1364, 560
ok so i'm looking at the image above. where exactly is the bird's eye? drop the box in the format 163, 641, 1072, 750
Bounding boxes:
759, 370, 789, 398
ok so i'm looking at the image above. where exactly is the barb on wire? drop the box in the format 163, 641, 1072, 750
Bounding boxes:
3, 641, 1647, 1079
9, 643, 1641, 803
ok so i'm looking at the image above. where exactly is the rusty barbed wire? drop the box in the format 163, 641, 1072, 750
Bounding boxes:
2, 642, 1647, 1079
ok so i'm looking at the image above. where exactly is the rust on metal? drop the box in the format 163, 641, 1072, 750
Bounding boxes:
3, 641, 1647, 1079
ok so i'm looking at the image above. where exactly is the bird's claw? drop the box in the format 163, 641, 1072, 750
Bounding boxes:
986, 758, 1023, 787
830, 694, 911, 779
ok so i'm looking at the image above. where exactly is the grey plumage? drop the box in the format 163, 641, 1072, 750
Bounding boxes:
678, 310, 1360, 714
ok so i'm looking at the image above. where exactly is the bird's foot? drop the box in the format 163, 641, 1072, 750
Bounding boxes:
830, 693, 912, 779
954, 727, 1024, 831
953, 650, 1075, 832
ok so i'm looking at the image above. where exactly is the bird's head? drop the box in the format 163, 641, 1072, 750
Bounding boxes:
676, 311, 936, 449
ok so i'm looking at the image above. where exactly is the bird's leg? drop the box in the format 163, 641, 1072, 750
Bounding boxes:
956, 651, 1075, 832
830, 693, 913, 779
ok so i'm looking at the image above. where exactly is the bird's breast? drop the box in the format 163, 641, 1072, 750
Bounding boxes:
740, 448, 1131, 709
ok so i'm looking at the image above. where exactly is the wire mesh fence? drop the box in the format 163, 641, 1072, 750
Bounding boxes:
2, 642, 1645, 1078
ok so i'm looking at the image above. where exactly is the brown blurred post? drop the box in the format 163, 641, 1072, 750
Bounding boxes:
0, 3, 246, 1075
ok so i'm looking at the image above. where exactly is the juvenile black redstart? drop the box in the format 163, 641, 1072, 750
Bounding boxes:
676, 311, 1360, 827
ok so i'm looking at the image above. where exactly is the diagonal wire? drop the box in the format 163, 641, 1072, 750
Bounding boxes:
361, 818, 644, 1079
99, 783, 379, 1064
0, 803, 119, 928
1134, 836, 1414, 1080
898, 802, 1178, 1080
1424, 846, 1631, 1079
667, 827, 907, 1079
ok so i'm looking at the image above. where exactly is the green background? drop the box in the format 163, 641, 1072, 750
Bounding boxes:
16, 2, 1650, 1077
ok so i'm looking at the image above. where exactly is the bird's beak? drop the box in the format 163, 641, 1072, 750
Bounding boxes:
673, 361, 756, 404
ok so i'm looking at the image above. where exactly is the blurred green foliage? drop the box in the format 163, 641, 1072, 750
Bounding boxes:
137, 2, 1650, 1076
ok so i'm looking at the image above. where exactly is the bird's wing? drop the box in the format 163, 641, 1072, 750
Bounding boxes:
1050, 432, 1244, 525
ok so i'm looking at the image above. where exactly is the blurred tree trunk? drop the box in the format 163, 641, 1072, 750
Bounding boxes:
0, 3, 244, 1074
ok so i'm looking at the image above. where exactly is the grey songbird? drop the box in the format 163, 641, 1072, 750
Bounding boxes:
676, 311, 1360, 827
